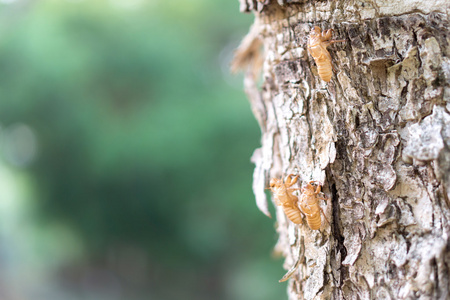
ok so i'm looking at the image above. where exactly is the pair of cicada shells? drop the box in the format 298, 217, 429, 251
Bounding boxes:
307, 26, 345, 82
269, 174, 329, 230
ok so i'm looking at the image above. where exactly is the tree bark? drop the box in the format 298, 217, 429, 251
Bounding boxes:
233, 1, 450, 299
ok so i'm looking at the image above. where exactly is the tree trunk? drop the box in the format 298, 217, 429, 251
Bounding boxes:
233, 1, 450, 299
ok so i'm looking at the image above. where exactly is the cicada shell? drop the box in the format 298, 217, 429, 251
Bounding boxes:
298, 181, 329, 230
307, 26, 344, 82
269, 174, 303, 224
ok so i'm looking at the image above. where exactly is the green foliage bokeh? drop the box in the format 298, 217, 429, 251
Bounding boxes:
0, 0, 285, 299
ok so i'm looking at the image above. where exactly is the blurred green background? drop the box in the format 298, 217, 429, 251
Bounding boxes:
0, 0, 286, 299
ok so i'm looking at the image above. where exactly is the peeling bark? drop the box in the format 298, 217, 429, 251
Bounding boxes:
234, 1, 450, 299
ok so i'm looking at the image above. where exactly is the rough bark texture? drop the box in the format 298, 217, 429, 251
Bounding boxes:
234, 0, 450, 299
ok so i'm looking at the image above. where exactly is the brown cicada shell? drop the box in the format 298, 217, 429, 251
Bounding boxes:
298, 181, 329, 230
307, 26, 345, 82
269, 174, 303, 224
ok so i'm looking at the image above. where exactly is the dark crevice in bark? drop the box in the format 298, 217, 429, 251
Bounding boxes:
399, 83, 408, 106
392, 38, 403, 61
316, 285, 325, 299
431, 257, 440, 299
326, 168, 347, 287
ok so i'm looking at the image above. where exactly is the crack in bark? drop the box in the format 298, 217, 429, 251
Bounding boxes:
431, 257, 440, 299
326, 168, 347, 289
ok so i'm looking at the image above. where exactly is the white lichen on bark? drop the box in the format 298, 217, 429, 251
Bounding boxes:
234, 0, 450, 299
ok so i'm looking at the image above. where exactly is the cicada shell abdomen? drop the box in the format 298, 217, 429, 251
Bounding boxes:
283, 206, 303, 224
